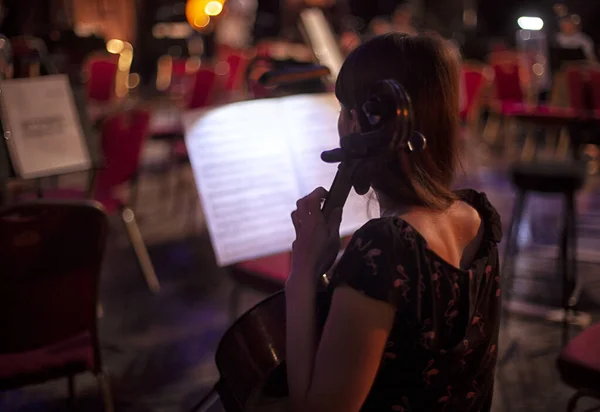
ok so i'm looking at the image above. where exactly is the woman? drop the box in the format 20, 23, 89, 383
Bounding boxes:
286, 33, 502, 412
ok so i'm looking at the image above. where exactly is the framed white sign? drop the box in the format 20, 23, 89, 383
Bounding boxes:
183, 93, 378, 267
0, 75, 91, 179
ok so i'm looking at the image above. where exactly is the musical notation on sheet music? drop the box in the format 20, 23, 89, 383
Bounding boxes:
184, 100, 299, 266
183, 94, 378, 267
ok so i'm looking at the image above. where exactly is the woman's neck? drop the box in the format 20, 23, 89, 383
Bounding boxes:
377, 193, 416, 218
377, 193, 450, 218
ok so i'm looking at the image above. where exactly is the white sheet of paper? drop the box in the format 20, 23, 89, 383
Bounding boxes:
0, 75, 91, 179
183, 93, 378, 267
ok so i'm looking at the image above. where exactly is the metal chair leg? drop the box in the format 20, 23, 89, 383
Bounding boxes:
121, 207, 160, 293
67, 374, 75, 410
567, 193, 581, 309
501, 190, 527, 324
97, 372, 115, 412
483, 114, 501, 145
521, 124, 538, 162
560, 192, 576, 347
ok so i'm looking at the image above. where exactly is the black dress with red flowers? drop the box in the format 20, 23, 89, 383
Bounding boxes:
323, 189, 503, 412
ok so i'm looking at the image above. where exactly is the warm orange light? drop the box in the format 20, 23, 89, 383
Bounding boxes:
106, 39, 124, 54
187, 0, 208, 29
194, 14, 210, 28
204, 1, 223, 16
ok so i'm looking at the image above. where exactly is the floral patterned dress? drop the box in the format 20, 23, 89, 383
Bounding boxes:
323, 189, 503, 412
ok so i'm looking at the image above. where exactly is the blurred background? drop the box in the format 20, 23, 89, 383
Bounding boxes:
1, 0, 600, 411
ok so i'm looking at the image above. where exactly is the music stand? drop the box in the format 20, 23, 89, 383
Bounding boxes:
0, 79, 101, 205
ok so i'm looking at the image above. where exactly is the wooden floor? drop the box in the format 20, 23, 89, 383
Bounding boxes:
1, 142, 600, 412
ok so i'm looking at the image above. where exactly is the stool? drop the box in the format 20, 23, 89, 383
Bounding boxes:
502, 160, 587, 345
557, 322, 600, 412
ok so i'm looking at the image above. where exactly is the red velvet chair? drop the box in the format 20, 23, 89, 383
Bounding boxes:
187, 67, 222, 109
557, 322, 600, 412
588, 67, 600, 117
84, 54, 119, 104
217, 46, 252, 93
0, 200, 113, 411
460, 63, 492, 140
563, 65, 600, 157
460, 67, 485, 122
486, 58, 577, 157
491, 60, 575, 119
22, 109, 160, 293
566, 66, 590, 116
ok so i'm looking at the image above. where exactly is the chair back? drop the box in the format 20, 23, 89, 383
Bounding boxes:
85, 54, 118, 103
460, 65, 488, 121
186, 67, 221, 109
492, 61, 524, 103
95, 109, 151, 199
0, 201, 107, 354
565, 65, 589, 112
588, 67, 600, 111
223, 51, 250, 92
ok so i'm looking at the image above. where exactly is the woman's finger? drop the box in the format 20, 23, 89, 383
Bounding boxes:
306, 187, 328, 215
296, 197, 309, 217
308, 187, 328, 200
291, 210, 300, 232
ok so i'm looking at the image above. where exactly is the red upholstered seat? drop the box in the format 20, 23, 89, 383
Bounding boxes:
557, 323, 600, 391
500, 102, 577, 119
0, 333, 94, 384
235, 253, 291, 284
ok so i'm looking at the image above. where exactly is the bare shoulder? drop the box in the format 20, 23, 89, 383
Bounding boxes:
451, 200, 484, 268
453, 200, 483, 237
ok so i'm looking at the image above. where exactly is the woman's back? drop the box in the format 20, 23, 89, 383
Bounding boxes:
326, 189, 502, 411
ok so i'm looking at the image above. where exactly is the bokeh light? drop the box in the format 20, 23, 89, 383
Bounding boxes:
106, 39, 124, 54
186, 0, 223, 30
205, 1, 223, 17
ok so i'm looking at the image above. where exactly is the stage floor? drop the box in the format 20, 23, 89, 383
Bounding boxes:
2, 147, 600, 412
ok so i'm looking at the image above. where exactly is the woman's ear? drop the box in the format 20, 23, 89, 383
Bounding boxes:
349, 108, 361, 133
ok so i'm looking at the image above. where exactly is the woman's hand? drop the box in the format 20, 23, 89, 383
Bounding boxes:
290, 187, 343, 279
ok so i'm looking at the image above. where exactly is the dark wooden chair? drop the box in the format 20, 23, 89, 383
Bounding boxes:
0, 200, 113, 411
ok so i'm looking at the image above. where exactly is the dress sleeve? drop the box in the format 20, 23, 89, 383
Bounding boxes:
331, 218, 416, 311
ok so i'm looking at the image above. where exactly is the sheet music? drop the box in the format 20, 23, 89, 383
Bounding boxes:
183, 94, 376, 267
282, 94, 377, 237
0, 75, 91, 179
184, 100, 299, 266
